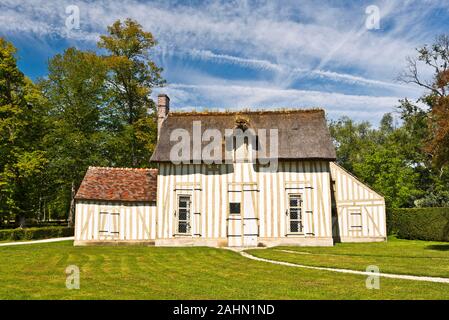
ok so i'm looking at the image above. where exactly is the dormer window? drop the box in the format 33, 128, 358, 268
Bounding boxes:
235, 116, 249, 132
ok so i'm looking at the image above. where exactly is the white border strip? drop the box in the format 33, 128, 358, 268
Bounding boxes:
0, 237, 74, 247
240, 251, 449, 284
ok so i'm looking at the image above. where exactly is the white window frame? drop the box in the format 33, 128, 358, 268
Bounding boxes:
176, 194, 192, 235
288, 194, 304, 234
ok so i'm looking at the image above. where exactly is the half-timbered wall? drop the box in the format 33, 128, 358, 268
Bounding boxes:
330, 162, 386, 242
156, 160, 334, 246
74, 200, 157, 243
74, 161, 387, 246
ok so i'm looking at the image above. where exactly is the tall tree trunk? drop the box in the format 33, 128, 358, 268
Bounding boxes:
68, 181, 75, 227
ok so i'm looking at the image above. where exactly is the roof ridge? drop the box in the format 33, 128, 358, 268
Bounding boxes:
169, 108, 325, 117
88, 166, 157, 171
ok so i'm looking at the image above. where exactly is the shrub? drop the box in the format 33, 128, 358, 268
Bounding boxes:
387, 207, 449, 242
0, 226, 74, 241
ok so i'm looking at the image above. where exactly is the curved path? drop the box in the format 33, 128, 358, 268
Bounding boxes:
0, 237, 74, 247
239, 250, 449, 284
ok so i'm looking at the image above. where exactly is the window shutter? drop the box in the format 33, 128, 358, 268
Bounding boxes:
99, 212, 108, 233
110, 213, 120, 238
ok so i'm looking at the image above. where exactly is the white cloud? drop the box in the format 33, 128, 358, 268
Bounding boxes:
153, 83, 401, 123
173, 48, 413, 91
1, 0, 443, 76
0, 0, 445, 121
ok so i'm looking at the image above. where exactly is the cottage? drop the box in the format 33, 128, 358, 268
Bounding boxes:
74, 94, 386, 247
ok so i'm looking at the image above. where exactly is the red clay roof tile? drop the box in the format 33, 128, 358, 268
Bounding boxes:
75, 167, 158, 202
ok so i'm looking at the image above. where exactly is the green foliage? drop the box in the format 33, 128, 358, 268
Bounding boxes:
40, 48, 110, 217
330, 102, 449, 208
330, 113, 421, 207
399, 35, 449, 169
414, 190, 449, 207
0, 19, 164, 224
387, 207, 449, 242
0, 37, 49, 224
98, 18, 164, 167
352, 146, 421, 208
0, 226, 74, 241
329, 116, 372, 172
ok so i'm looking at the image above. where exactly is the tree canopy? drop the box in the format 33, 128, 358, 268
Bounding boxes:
0, 19, 164, 226
330, 34, 449, 208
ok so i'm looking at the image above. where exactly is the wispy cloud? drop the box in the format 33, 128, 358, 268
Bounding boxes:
177, 48, 411, 91
1, 0, 440, 74
1, 0, 447, 122
153, 83, 401, 123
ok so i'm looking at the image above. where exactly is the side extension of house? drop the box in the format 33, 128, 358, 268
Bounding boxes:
74, 167, 158, 245
330, 162, 386, 242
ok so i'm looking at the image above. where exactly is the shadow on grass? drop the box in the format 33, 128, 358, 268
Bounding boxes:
426, 244, 449, 251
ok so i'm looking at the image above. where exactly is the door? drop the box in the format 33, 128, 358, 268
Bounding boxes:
176, 195, 192, 235
227, 191, 243, 246
227, 185, 259, 247
242, 189, 258, 246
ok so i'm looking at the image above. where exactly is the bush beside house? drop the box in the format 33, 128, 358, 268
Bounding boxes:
387, 208, 449, 242
0, 226, 74, 241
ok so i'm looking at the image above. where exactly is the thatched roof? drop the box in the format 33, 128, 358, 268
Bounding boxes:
151, 109, 336, 162
75, 167, 158, 202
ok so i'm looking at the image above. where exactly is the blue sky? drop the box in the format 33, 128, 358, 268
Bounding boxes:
1, 0, 448, 124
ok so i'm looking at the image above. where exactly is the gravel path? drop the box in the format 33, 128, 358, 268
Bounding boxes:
0, 237, 74, 247
239, 250, 449, 284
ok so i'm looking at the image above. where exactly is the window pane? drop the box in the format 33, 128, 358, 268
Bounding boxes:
290, 208, 298, 220
289, 195, 303, 233
229, 202, 241, 214
179, 209, 187, 220
178, 221, 188, 233
289, 195, 302, 206
290, 221, 302, 233
290, 221, 299, 232
179, 196, 190, 207
179, 200, 189, 208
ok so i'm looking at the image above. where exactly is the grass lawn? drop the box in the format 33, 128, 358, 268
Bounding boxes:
246, 237, 449, 278
1, 239, 449, 299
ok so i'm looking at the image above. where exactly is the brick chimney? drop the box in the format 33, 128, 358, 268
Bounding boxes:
157, 94, 170, 139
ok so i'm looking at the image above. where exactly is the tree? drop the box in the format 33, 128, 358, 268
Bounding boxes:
352, 145, 421, 208
98, 18, 164, 167
40, 47, 109, 224
399, 34, 449, 168
328, 116, 374, 172
0, 37, 48, 226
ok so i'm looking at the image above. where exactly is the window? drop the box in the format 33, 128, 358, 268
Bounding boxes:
99, 212, 119, 237
233, 135, 255, 163
350, 212, 362, 230
177, 195, 191, 234
229, 202, 241, 215
288, 194, 303, 233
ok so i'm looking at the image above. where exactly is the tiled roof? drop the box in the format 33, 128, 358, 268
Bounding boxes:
75, 167, 158, 202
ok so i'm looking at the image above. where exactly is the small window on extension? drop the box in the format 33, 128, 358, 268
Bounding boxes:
350, 212, 362, 230
229, 202, 241, 215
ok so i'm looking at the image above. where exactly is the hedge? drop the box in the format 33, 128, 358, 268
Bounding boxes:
387, 207, 449, 242
0, 226, 74, 242
0, 221, 68, 230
